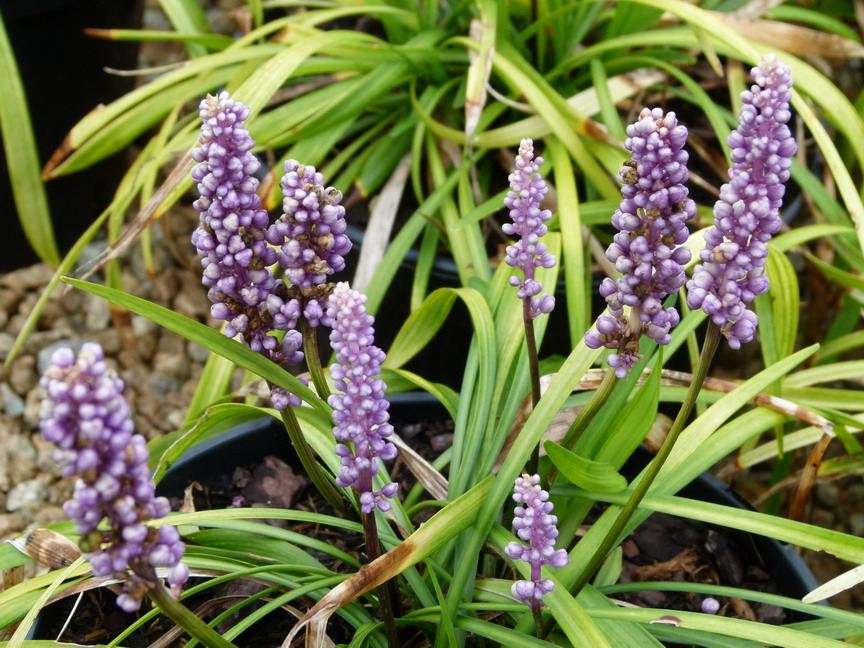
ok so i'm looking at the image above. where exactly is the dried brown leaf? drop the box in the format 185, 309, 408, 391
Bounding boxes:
352, 153, 411, 293
180, 481, 203, 514
642, 413, 674, 454
714, 13, 864, 58
789, 431, 832, 522
8, 528, 81, 570
390, 433, 448, 501
635, 547, 701, 581
729, 596, 758, 621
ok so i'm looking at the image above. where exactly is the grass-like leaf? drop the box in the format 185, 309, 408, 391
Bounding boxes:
62, 278, 326, 414
158, 0, 210, 58
545, 442, 628, 492
0, 12, 59, 266
587, 606, 850, 648
573, 488, 864, 565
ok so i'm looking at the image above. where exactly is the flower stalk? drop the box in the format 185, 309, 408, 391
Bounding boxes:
504, 139, 555, 473
568, 322, 721, 598
279, 406, 345, 515
148, 581, 239, 648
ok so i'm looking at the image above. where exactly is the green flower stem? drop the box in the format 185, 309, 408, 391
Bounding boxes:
523, 300, 542, 475
148, 581, 239, 648
532, 605, 545, 640
362, 509, 400, 648
279, 407, 345, 515
302, 317, 331, 400
563, 366, 618, 451
547, 367, 618, 487
567, 322, 721, 598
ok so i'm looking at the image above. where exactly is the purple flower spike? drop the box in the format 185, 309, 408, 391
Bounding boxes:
687, 55, 796, 349
505, 474, 569, 609
191, 92, 303, 409
585, 108, 696, 377
326, 283, 397, 514
39, 343, 188, 613
504, 139, 556, 319
268, 160, 353, 327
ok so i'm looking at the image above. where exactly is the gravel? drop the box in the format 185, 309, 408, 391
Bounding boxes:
0, 223, 217, 551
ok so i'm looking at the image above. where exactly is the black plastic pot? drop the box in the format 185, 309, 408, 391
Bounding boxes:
622, 446, 819, 611
27, 393, 447, 641
31, 394, 819, 641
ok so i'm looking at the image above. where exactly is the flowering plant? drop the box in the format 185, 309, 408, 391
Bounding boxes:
2, 2, 864, 645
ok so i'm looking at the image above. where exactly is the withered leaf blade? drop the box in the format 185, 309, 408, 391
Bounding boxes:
390, 433, 448, 501
180, 480, 203, 514
8, 528, 81, 569
283, 476, 494, 647
713, 13, 864, 58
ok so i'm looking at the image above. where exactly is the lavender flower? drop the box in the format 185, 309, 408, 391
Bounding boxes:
505, 474, 569, 608
191, 92, 303, 408
504, 139, 556, 319
39, 343, 188, 613
687, 55, 796, 348
585, 108, 695, 377
701, 597, 721, 614
268, 160, 353, 327
326, 283, 397, 514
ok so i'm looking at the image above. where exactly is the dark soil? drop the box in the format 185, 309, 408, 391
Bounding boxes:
618, 512, 790, 625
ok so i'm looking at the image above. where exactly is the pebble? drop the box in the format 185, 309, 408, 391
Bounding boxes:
23, 387, 44, 425
848, 512, 864, 538
7, 477, 50, 512
816, 483, 841, 508
0, 383, 25, 417
0, 423, 8, 490
153, 352, 189, 382
33, 435, 59, 474
148, 373, 181, 398
0, 513, 25, 540
132, 314, 159, 339
31, 505, 67, 528
84, 292, 112, 330
187, 340, 212, 364
0, 263, 54, 291
0, 333, 15, 362
6, 433, 36, 466
9, 356, 37, 396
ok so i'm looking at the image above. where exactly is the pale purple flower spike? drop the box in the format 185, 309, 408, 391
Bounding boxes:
40, 343, 188, 613
191, 92, 304, 409
505, 474, 569, 608
687, 55, 796, 349
327, 283, 397, 514
268, 160, 352, 328
504, 139, 556, 319
585, 108, 695, 377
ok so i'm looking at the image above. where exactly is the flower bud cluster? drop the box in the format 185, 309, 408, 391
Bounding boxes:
39, 343, 188, 613
503, 139, 556, 319
191, 92, 302, 369
268, 160, 353, 327
326, 283, 398, 514
687, 55, 796, 348
505, 474, 569, 608
585, 108, 695, 377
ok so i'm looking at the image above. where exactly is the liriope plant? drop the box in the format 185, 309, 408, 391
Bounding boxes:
5, 52, 864, 645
